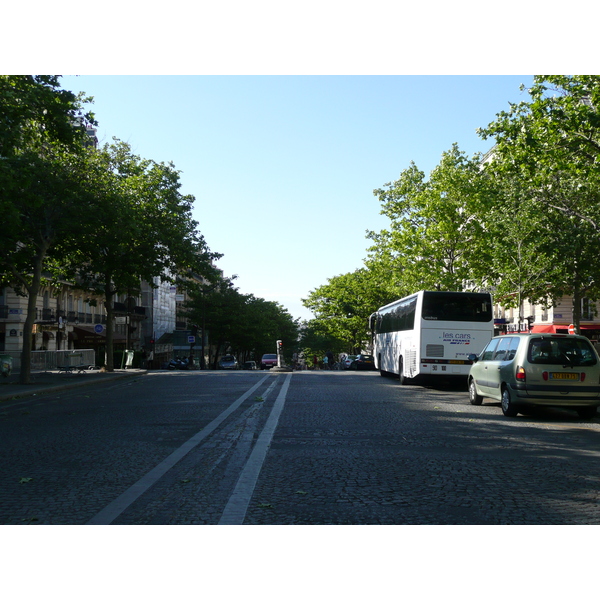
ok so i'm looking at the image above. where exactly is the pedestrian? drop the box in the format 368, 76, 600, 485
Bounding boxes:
323, 355, 328, 369
326, 350, 334, 371
313, 355, 318, 370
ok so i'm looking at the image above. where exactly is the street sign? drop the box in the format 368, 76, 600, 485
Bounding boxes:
568, 324, 575, 334
188, 336, 195, 344
94, 324, 104, 334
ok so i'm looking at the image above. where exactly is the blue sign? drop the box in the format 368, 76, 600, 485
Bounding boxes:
94, 324, 104, 334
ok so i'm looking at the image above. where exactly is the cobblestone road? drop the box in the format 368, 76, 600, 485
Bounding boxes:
1, 370, 599, 525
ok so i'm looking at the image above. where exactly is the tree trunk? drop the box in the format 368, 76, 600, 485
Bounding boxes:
103, 275, 116, 371
572, 286, 582, 335
19, 251, 46, 384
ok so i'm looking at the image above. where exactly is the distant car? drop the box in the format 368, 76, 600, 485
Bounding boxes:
242, 361, 258, 370
468, 333, 600, 418
218, 355, 238, 370
342, 355, 358, 369
349, 354, 375, 370
261, 354, 278, 369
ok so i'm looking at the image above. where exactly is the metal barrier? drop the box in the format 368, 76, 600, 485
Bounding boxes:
30, 350, 96, 372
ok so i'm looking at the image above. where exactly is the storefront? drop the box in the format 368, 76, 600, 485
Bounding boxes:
71, 325, 127, 366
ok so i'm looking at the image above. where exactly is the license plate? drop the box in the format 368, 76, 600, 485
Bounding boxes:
550, 372, 579, 380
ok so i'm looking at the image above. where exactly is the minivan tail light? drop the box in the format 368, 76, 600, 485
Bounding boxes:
516, 366, 526, 381
581, 372, 586, 382
542, 371, 548, 381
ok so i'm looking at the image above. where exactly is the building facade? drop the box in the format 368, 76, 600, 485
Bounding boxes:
494, 295, 600, 344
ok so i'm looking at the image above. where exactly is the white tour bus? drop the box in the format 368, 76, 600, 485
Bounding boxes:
370, 290, 494, 383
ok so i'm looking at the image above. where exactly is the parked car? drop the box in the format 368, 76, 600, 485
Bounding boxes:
468, 333, 600, 418
242, 361, 258, 370
218, 355, 238, 370
261, 354, 278, 369
349, 354, 376, 371
342, 355, 358, 369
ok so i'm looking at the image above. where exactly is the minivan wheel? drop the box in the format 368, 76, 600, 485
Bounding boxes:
469, 379, 483, 405
577, 406, 597, 419
501, 386, 519, 417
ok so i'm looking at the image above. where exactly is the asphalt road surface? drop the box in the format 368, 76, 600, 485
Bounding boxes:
2, 370, 600, 525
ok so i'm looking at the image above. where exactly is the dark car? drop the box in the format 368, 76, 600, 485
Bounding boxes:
350, 354, 376, 370
242, 361, 258, 370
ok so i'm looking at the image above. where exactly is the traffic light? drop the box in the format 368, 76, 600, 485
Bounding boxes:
277, 340, 283, 350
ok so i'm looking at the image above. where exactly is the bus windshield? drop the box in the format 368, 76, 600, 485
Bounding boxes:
421, 291, 492, 322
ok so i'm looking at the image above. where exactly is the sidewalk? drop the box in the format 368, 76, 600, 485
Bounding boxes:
0, 369, 147, 402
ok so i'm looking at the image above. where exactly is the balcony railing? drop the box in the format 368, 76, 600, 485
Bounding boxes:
37, 308, 55, 321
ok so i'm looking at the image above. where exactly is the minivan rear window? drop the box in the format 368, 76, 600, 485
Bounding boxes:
528, 337, 598, 366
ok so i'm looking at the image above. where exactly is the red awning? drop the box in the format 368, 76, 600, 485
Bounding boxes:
531, 324, 600, 333
530, 325, 556, 333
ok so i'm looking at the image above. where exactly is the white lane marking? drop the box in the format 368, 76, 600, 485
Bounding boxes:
87, 374, 270, 525
218, 373, 292, 525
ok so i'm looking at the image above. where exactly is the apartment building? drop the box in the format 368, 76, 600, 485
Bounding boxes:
494, 296, 600, 343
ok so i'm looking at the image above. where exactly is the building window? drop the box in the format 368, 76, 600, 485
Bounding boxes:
582, 298, 595, 321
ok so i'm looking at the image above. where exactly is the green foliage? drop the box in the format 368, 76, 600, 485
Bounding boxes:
367, 144, 493, 295
297, 321, 347, 359
302, 267, 397, 353
183, 277, 299, 366
478, 75, 600, 328
0, 76, 218, 378
0, 75, 95, 158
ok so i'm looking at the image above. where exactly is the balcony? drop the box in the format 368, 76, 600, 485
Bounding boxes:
37, 308, 56, 322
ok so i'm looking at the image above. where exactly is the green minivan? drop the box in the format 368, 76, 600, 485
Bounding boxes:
467, 333, 600, 418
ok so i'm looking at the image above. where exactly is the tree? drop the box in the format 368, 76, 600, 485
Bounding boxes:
367, 144, 493, 295
183, 276, 299, 367
63, 140, 220, 371
479, 75, 600, 331
0, 75, 95, 159
0, 145, 99, 383
0, 76, 95, 384
298, 320, 348, 363
302, 267, 397, 353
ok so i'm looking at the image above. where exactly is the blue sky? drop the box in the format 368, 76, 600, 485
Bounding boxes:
6, 3, 588, 324
60, 75, 535, 321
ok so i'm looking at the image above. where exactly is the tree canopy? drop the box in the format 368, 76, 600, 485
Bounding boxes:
182, 277, 299, 368
478, 75, 600, 329
366, 144, 493, 296
0, 76, 219, 380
